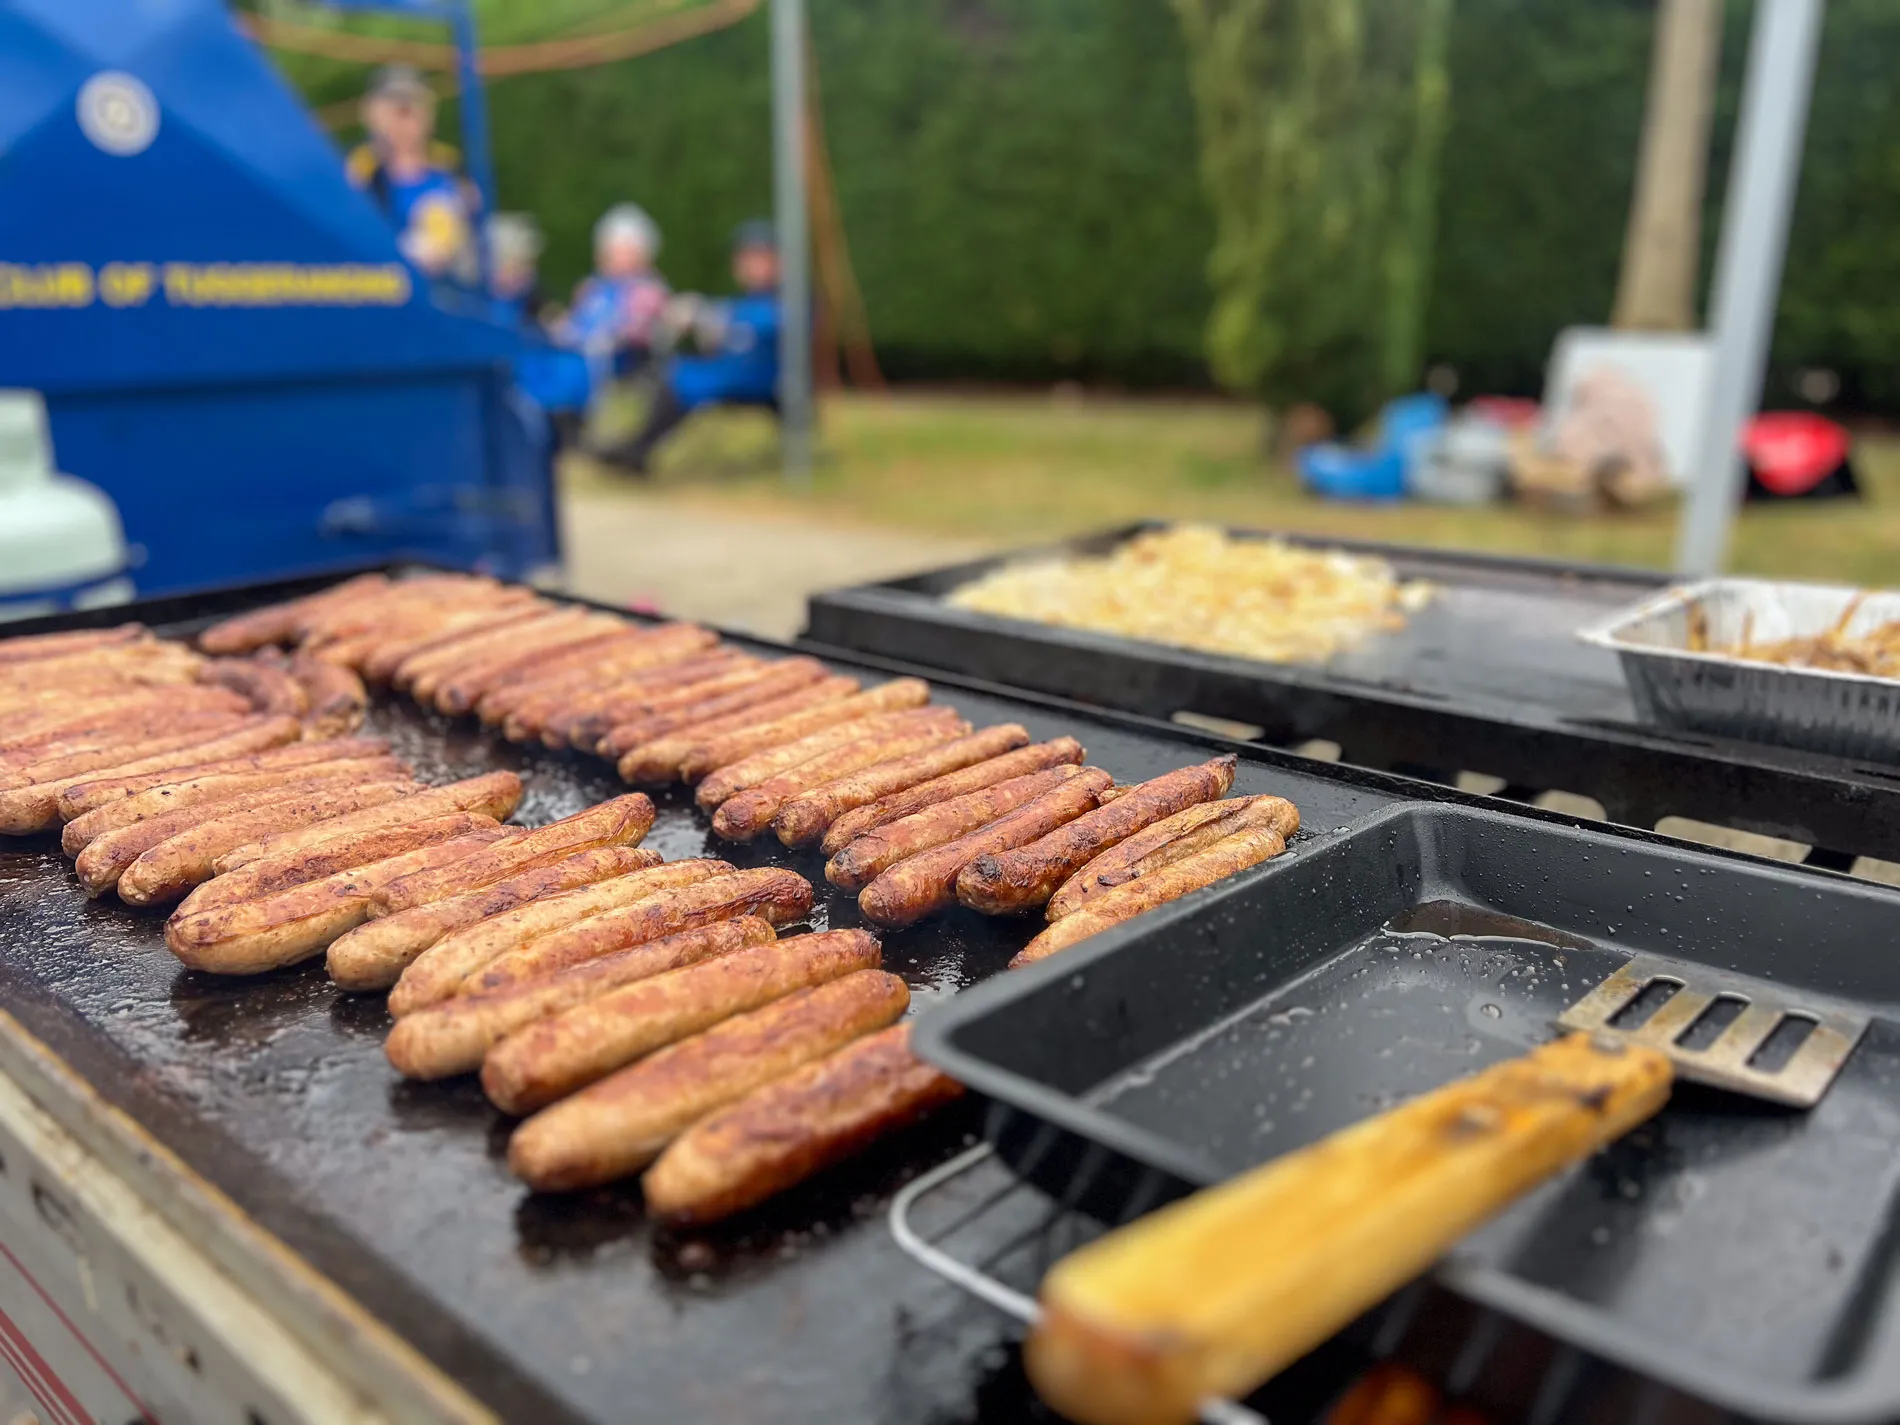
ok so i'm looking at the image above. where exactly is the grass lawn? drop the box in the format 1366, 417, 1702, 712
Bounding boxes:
566, 390, 1900, 583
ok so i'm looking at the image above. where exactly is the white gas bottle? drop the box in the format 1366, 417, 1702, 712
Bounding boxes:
0, 390, 134, 619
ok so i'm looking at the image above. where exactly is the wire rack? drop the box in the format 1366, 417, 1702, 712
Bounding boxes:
888, 1144, 1710, 1425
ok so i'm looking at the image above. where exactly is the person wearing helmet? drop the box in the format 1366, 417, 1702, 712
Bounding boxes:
555, 204, 671, 374
597, 220, 783, 476
346, 65, 477, 283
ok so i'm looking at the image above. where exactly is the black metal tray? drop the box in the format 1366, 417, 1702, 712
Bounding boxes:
0, 571, 1501, 1425
916, 801, 1900, 1423
802, 523, 1900, 865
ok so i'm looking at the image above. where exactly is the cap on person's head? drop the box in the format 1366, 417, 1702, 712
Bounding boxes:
366, 64, 434, 107
595, 203, 661, 257
486, 212, 544, 266
731, 219, 776, 255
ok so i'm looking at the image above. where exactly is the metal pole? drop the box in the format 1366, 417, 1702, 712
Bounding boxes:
1674, 0, 1825, 576
771, 0, 814, 486
446, 0, 496, 291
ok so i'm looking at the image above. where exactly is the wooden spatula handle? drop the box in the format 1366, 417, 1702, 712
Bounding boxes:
1025, 1032, 1673, 1425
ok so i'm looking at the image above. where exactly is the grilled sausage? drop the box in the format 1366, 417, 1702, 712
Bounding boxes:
825, 765, 1093, 893
383, 917, 777, 1079
179, 812, 504, 918
0, 624, 148, 665
2, 690, 251, 754
955, 756, 1237, 915
508, 968, 909, 1191
610, 677, 861, 778
1046, 795, 1300, 920
474, 624, 720, 724
79, 779, 419, 897
56, 736, 389, 819
434, 615, 635, 714
482, 928, 882, 1116
61, 755, 407, 855
1010, 825, 1293, 968
568, 658, 823, 754
414, 610, 599, 707
706, 712, 970, 836
115, 777, 436, 906
357, 597, 543, 682
819, 738, 1087, 857
196, 659, 307, 717
165, 829, 515, 975
387, 860, 734, 1016
0, 719, 305, 833
213, 772, 523, 872
290, 652, 368, 739
774, 724, 1031, 848
524, 652, 757, 748
643, 1023, 963, 1225
677, 679, 934, 784
327, 846, 662, 991
196, 574, 390, 654
858, 770, 1112, 928
372, 794, 655, 914
389, 606, 560, 693
699, 710, 965, 820
472, 867, 815, 992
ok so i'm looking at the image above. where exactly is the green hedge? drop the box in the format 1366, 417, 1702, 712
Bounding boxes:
269, 0, 1900, 405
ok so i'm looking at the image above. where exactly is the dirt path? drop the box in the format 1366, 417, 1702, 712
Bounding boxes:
558, 487, 995, 641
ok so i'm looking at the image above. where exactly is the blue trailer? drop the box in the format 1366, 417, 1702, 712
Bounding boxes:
0, 0, 559, 596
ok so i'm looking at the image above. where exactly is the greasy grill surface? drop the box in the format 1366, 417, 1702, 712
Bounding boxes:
0, 592, 1400, 1424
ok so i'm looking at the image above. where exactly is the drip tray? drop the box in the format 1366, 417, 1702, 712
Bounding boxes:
917, 804, 1900, 1422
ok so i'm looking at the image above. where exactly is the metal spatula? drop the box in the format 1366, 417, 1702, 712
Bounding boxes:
1021, 954, 1871, 1425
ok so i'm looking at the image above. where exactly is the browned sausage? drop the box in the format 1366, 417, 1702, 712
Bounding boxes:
642, 1023, 964, 1225
610, 677, 861, 778
472, 867, 816, 992
858, 769, 1112, 928
290, 652, 368, 739
372, 793, 655, 914
415, 610, 603, 708
357, 597, 544, 682
2, 688, 251, 754
508, 968, 910, 1190
0, 720, 304, 834
710, 718, 972, 843
79, 779, 420, 897
0, 624, 148, 665
165, 829, 516, 975
114, 777, 435, 906
825, 765, 1092, 893
677, 679, 934, 785
391, 606, 564, 694
179, 812, 504, 917
473, 623, 720, 723
1046, 795, 1300, 919
434, 615, 637, 714
819, 737, 1087, 857
1009, 825, 1293, 968
196, 574, 390, 654
55, 735, 388, 819
327, 846, 662, 989
955, 756, 1237, 915
482, 928, 881, 1116
62, 754, 407, 855
383, 917, 776, 1078
213, 771, 523, 872
387, 859, 735, 1017
692, 707, 961, 814
523, 651, 757, 748
774, 724, 1031, 848
572, 657, 826, 754
196, 659, 307, 717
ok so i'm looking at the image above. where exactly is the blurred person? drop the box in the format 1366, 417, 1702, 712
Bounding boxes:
597, 219, 782, 476
347, 64, 477, 283
553, 203, 670, 374
486, 212, 546, 330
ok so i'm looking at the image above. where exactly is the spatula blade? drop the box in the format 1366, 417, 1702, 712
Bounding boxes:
1557, 954, 1867, 1108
